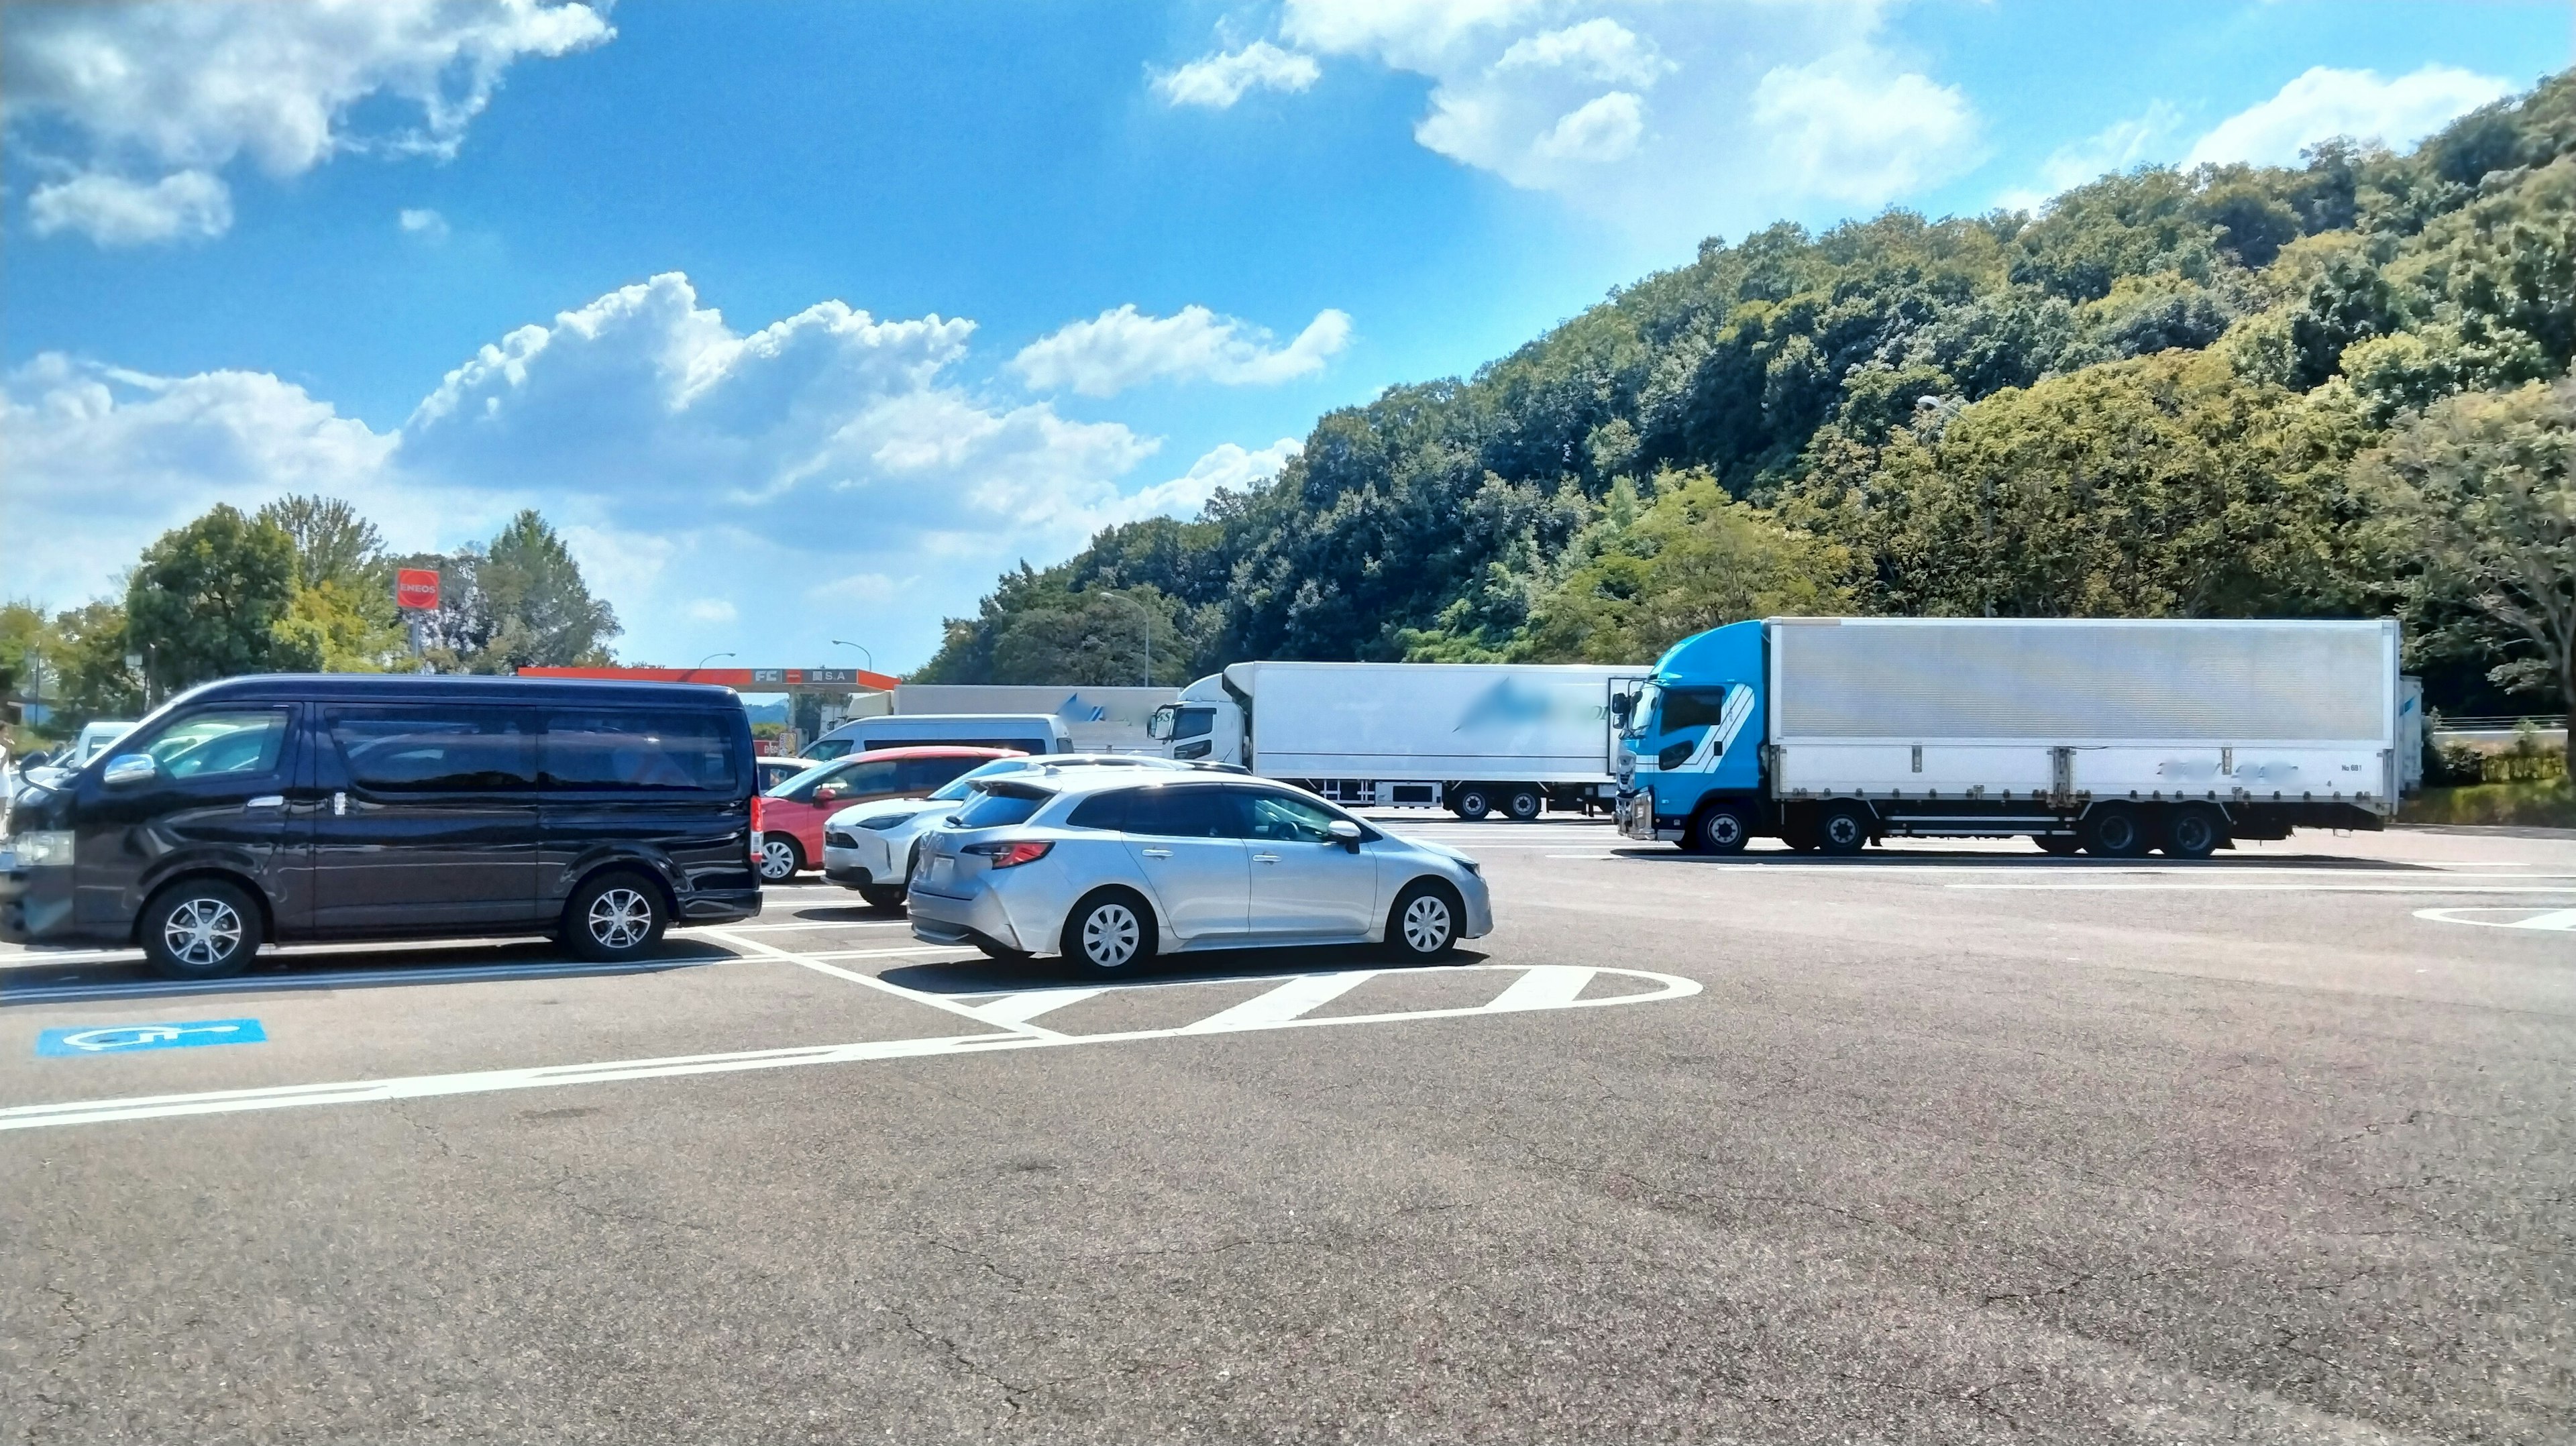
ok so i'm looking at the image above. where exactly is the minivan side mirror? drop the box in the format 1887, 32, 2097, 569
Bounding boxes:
103, 753, 158, 787
1328, 818, 1362, 852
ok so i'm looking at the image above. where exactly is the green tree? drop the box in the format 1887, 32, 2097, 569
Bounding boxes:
125, 505, 317, 693
257, 494, 389, 592
471, 510, 620, 673
48, 601, 146, 726
2357, 379, 2576, 772
256, 494, 409, 671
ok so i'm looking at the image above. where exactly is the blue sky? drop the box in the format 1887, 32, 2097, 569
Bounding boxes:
5, 0, 2565, 673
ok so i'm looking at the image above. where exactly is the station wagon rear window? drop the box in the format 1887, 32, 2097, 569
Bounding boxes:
951, 784, 1053, 828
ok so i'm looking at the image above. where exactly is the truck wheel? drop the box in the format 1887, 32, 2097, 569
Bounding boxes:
1779, 812, 1821, 852
2080, 805, 2150, 858
2161, 805, 2225, 860
140, 878, 263, 981
1452, 787, 1492, 822
1503, 787, 1544, 821
1815, 802, 1872, 856
1688, 804, 1752, 855
2033, 835, 2082, 856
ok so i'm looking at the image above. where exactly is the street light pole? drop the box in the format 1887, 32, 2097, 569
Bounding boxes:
695, 650, 736, 678
1092, 591, 1152, 687
831, 639, 874, 674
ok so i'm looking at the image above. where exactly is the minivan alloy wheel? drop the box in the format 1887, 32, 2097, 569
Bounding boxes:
163, 898, 243, 969
588, 887, 655, 950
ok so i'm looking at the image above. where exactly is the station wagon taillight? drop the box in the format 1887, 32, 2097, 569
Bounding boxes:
963, 840, 1053, 869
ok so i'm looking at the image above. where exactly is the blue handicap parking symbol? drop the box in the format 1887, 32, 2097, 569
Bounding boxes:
36, 1019, 268, 1058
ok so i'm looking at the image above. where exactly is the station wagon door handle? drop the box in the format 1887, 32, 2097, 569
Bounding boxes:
1140, 847, 1172, 858
1251, 852, 1281, 865
246, 795, 284, 810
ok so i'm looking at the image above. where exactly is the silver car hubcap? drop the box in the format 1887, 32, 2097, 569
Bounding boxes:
589, 887, 653, 949
1402, 895, 1451, 953
164, 899, 241, 968
1083, 904, 1140, 967
760, 838, 796, 879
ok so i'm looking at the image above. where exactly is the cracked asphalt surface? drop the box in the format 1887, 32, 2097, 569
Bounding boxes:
5, 820, 2573, 1443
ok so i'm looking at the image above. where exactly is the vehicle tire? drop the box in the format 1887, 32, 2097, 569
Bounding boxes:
1815, 801, 1873, 856
1503, 787, 1544, 822
1688, 803, 1753, 855
2161, 805, 2225, 860
1059, 889, 1157, 978
1779, 812, 1821, 853
857, 883, 906, 910
566, 870, 670, 962
1452, 787, 1493, 822
2033, 835, 2083, 856
139, 878, 262, 981
2080, 805, 2151, 858
756, 832, 803, 883
1385, 879, 1464, 962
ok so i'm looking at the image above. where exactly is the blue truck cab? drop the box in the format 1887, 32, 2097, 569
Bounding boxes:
1612, 620, 1770, 852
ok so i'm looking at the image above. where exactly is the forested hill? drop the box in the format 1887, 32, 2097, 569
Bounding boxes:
916, 72, 2576, 718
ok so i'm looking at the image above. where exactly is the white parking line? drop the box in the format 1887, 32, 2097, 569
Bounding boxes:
0, 962, 1703, 1132
1947, 883, 2576, 894
695, 917, 912, 933
965, 988, 1104, 1027
1487, 965, 1596, 1010
1181, 970, 1375, 1032
700, 928, 1069, 1040
2414, 906, 2576, 931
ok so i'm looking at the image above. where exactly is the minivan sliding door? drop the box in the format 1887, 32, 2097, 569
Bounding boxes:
311, 707, 541, 934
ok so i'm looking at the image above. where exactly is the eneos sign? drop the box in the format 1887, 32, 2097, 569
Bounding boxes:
395, 569, 441, 610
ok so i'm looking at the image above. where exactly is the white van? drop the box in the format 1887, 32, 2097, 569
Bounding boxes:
69, 721, 139, 768
806, 713, 1073, 761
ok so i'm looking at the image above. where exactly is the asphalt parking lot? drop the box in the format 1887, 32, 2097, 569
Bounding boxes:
6, 818, 2573, 1445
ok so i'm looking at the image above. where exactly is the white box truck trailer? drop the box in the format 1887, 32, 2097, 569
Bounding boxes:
888, 685, 1178, 753
1148, 661, 1642, 819
1615, 617, 2405, 856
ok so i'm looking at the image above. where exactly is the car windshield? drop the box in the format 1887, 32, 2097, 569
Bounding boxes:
768, 760, 845, 796
928, 757, 1033, 801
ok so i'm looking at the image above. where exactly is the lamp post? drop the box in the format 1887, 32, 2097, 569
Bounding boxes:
831, 639, 874, 674
694, 650, 736, 678
1091, 591, 1152, 687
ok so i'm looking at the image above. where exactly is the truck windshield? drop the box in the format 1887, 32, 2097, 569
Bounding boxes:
1619, 685, 1659, 740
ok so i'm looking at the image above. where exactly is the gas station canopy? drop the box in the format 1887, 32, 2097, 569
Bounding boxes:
516, 665, 900, 692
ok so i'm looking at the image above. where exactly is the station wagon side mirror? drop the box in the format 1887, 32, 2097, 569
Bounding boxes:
1328, 818, 1362, 852
102, 753, 158, 787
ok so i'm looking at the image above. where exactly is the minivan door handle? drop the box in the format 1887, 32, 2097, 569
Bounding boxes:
246, 795, 285, 810
333, 791, 347, 817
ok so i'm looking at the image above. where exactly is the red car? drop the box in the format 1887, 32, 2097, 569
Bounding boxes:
753, 746, 1019, 881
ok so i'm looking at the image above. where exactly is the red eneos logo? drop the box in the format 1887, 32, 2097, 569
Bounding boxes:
395, 569, 441, 610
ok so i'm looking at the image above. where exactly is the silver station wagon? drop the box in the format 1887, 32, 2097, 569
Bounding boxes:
908, 772, 1493, 976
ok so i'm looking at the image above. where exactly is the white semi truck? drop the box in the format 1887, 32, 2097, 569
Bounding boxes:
1617, 616, 2410, 856
1147, 661, 1642, 819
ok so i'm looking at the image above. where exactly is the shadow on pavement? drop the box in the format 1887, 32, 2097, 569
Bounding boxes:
0, 936, 734, 1006
1611, 848, 2446, 870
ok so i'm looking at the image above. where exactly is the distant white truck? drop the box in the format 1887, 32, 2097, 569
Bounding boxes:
885, 685, 1177, 753
1148, 662, 1642, 819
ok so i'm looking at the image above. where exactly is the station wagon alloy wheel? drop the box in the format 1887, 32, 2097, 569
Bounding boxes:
163, 898, 244, 970
588, 887, 655, 951
1062, 891, 1157, 977
1081, 902, 1142, 969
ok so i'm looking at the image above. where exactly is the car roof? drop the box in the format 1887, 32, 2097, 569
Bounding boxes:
1032, 769, 1244, 795
837, 745, 1024, 761
165, 674, 745, 709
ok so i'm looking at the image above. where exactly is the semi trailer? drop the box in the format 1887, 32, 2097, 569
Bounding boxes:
1615, 617, 2407, 856
1148, 661, 1642, 818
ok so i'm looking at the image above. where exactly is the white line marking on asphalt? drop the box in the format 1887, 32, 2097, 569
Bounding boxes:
1485, 965, 1596, 1010
1181, 970, 1375, 1032
1545, 854, 1619, 860
692, 918, 912, 933
1946, 883, 2576, 894
966, 989, 1105, 1027
700, 928, 1070, 1040
0, 964, 1702, 1132
2414, 906, 2576, 931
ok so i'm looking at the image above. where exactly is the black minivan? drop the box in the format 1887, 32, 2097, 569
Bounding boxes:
0, 675, 761, 979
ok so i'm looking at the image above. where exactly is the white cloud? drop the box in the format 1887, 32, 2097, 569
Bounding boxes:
1996, 102, 2184, 213
1154, 41, 1322, 109
25, 169, 232, 246
1271, 0, 1978, 241
2, 274, 1228, 667
3, 0, 610, 244
1749, 52, 1978, 204
1115, 438, 1305, 522
398, 207, 450, 241
1011, 305, 1352, 398
2184, 64, 2512, 169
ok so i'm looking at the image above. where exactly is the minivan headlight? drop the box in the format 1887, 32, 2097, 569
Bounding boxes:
12, 830, 73, 867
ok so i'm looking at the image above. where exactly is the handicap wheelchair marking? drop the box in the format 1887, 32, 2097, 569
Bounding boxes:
0, 964, 1699, 1132
37, 1018, 268, 1057
2414, 906, 2576, 932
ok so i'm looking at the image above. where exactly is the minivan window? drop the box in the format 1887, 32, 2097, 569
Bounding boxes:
139, 710, 291, 781
543, 712, 738, 792
951, 785, 1052, 828
330, 709, 536, 791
